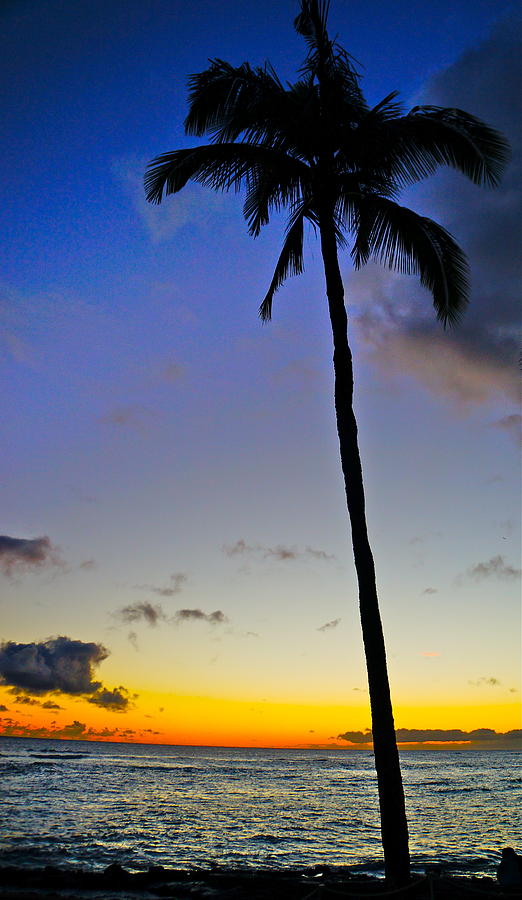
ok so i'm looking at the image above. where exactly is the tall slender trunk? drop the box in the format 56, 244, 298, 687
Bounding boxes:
319, 213, 410, 884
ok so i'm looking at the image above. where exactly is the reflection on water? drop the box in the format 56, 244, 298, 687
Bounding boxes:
0, 738, 520, 877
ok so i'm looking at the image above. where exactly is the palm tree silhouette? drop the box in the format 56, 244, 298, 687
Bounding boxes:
145, 0, 508, 883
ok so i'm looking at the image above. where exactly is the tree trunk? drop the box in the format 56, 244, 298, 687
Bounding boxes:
319, 214, 410, 884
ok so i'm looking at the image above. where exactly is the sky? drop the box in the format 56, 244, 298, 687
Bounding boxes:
0, 0, 520, 750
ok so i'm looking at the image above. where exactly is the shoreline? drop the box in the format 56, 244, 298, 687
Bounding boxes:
0, 863, 513, 900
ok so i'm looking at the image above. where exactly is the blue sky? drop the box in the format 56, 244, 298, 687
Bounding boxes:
0, 0, 520, 746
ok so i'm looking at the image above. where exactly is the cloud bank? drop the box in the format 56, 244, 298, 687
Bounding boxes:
135, 573, 187, 597
352, 19, 521, 408
337, 728, 522, 748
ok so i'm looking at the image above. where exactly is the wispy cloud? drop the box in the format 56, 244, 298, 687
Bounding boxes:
0, 535, 63, 577
422, 587, 438, 595
223, 539, 334, 562
160, 362, 184, 383
135, 573, 187, 597
114, 157, 225, 243
317, 618, 341, 632
461, 555, 521, 582
115, 601, 167, 627
173, 609, 228, 625
98, 405, 156, 431
469, 676, 501, 687
493, 413, 522, 445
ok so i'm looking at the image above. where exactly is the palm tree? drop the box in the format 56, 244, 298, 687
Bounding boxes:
145, 0, 508, 883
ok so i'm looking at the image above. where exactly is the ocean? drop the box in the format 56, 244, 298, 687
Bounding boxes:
0, 738, 520, 879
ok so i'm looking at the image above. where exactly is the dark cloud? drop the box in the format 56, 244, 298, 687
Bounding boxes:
0, 535, 62, 577
223, 539, 334, 562
173, 608, 228, 625
41, 700, 63, 710
0, 704, 7, 711
464, 555, 521, 581
317, 618, 341, 632
0, 636, 133, 710
338, 728, 522, 746
469, 676, 501, 687
135, 573, 187, 597
353, 19, 521, 409
0, 637, 107, 695
87, 686, 133, 712
116, 601, 167, 626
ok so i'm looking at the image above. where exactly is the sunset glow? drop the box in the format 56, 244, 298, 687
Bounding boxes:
1, 0, 520, 753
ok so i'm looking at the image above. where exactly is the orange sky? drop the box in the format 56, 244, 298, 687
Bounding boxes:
1, 685, 520, 749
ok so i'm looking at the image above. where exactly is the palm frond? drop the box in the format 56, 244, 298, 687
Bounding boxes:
185, 59, 287, 145
358, 105, 510, 189
294, 0, 330, 49
259, 208, 306, 321
243, 159, 311, 236
352, 197, 469, 326
144, 144, 307, 205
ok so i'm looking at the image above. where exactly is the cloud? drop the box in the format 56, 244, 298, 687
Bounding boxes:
115, 601, 167, 627
463, 555, 521, 582
160, 362, 184, 383
173, 608, 228, 625
317, 618, 341, 632
352, 19, 521, 408
114, 156, 225, 243
135, 573, 187, 597
0, 636, 133, 710
10, 691, 39, 705
7, 690, 66, 710
87, 686, 133, 712
0, 718, 142, 741
493, 414, 522, 445
422, 588, 438, 595
421, 652, 440, 658
128, 631, 138, 651
0, 535, 62, 577
0, 637, 107, 695
98, 405, 156, 431
469, 676, 501, 687
223, 539, 334, 562
337, 728, 522, 747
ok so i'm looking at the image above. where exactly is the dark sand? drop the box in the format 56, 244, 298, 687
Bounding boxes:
0, 864, 519, 900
